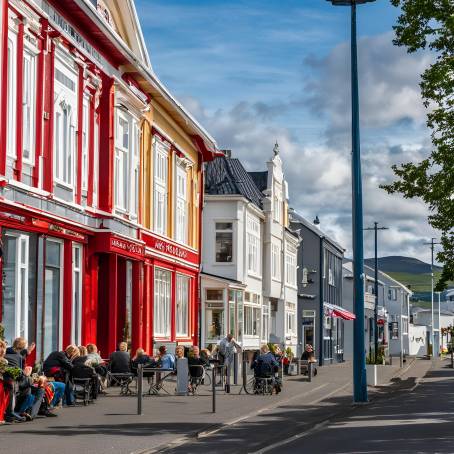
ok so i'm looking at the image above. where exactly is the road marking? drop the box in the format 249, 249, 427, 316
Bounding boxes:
250, 381, 353, 454
197, 383, 330, 439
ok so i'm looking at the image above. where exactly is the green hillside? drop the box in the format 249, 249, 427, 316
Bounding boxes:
385, 271, 444, 292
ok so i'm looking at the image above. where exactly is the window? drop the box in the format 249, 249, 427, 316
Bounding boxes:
7, 31, 17, 159
285, 245, 296, 286
261, 302, 270, 341
402, 317, 409, 335
244, 305, 260, 336
215, 222, 233, 262
286, 302, 296, 335
390, 321, 399, 340
154, 268, 171, 337
22, 48, 37, 164
205, 289, 224, 342
388, 288, 397, 300
124, 261, 133, 344
92, 114, 99, 206
54, 56, 78, 187
273, 182, 282, 223
153, 138, 168, 235
328, 268, 335, 287
175, 162, 188, 244
1, 233, 29, 344
71, 244, 82, 346
176, 274, 190, 337
271, 242, 281, 280
81, 96, 90, 191
247, 215, 260, 275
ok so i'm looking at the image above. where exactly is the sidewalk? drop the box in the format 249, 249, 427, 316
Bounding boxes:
0, 359, 431, 454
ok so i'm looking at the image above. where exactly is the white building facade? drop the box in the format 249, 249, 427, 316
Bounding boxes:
200, 146, 299, 354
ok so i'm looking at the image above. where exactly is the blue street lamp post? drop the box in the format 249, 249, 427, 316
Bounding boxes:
326, 0, 375, 403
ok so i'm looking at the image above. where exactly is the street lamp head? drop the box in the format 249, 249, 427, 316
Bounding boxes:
327, 0, 375, 5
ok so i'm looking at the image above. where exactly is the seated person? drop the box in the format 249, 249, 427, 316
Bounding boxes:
301, 344, 318, 376
72, 356, 99, 400
0, 340, 9, 424
157, 346, 175, 370
43, 345, 80, 406
188, 346, 208, 385
86, 344, 107, 381
109, 342, 131, 374
131, 348, 157, 378
253, 345, 281, 394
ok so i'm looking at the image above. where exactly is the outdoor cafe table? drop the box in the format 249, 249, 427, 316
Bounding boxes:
140, 368, 175, 395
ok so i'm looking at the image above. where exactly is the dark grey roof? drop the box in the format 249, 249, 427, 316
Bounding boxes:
205, 157, 264, 209
290, 210, 345, 253
248, 171, 268, 192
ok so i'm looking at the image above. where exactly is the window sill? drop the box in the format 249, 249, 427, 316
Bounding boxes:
54, 180, 74, 191
213, 262, 235, 266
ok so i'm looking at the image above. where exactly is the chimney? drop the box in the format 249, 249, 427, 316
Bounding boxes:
222, 149, 232, 158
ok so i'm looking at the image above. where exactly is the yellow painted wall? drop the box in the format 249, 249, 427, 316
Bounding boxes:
140, 100, 201, 251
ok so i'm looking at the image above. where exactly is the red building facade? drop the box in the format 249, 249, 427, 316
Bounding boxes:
0, 0, 217, 362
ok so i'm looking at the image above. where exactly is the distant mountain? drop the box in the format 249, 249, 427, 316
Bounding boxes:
364, 256, 442, 275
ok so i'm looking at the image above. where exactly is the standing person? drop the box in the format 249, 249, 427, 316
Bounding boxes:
218, 334, 241, 389
0, 340, 10, 424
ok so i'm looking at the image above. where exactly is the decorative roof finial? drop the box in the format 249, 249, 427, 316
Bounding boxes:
273, 141, 279, 156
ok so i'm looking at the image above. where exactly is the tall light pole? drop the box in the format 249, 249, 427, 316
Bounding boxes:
424, 238, 440, 357
326, 0, 375, 403
364, 222, 388, 364
437, 291, 441, 356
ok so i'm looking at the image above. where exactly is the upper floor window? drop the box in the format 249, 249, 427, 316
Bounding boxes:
215, 222, 233, 263
273, 182, 282, 223
22, 44, 37, 164
247, 215, 260, 275
81, 96, 90, 192
7, 25, 18, 159
54, 55, 78, 187
175, 160, 188, 244
388, 288, 397, 300
153, 138, 168, 235
285, 245, 296, 286
271, 242, 281, 280
114, 109, 139, 215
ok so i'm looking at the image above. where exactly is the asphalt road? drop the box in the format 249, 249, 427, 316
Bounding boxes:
161, 359, 451, 454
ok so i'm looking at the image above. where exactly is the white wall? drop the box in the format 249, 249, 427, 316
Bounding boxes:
409, 324, 427, 356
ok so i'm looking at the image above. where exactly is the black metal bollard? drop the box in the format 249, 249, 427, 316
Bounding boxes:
233, 353, 238, 385
308, 362, 312, 382
137, 364, 143, 415
212, 367, 216, 413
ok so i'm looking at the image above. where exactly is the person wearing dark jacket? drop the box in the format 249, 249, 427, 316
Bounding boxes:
252, 345, 282, 394
109, 342, 131, 373
72, 356, 99, 400
43, 345, 79, 406
300, 344, 317, 376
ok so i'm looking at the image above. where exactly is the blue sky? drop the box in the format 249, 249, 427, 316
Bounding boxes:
135, 0, 437, 262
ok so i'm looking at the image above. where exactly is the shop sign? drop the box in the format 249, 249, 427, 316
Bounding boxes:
110, 237, 144, 256
142, 231, 198, 265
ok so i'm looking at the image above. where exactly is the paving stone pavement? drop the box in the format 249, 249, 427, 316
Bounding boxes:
0, 359, 430, 454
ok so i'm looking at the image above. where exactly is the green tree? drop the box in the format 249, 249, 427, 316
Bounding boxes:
382, 0, 454, 290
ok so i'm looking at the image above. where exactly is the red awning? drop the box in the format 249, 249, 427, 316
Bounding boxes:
325, 303, 356, 320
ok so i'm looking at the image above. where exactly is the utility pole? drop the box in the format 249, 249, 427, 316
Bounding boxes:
364, 222, 388, 364
424, 238, 440, 358
437, 291, 441, 357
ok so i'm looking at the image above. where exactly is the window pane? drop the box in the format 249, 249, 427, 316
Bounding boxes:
206, 289, 223, 301
216, 222, 232, 230
2, 236, 17, 344
216, 232, 232, 262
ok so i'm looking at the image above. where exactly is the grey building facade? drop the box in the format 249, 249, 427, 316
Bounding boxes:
289, 210, 347, 365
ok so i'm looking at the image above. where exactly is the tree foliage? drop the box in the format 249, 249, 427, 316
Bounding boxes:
382, 0, 454, 290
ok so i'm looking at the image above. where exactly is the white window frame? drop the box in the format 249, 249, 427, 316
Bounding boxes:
271, 242, 281, 280
261, 302, 270, 342
92, 113, 99, 207
22, 42, 38, 165
54, 52, 78, 188
215, 221, 234, 263
285, 245, 297, 286
71, 243, 83, 346
81, 95, 90, 192
176, 274, 190, 337
154, 267, 171, 338
285, 302, 296, 335
175, 160, 188, 244
7, 26, 18, 159
247, 215, 260, 276
114, 110, 129, 212
153, 137, 169, 236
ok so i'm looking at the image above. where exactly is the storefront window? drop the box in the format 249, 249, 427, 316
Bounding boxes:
154, 268, 171, 337
176, 274, 190, 337
205, 289, 224, 343
44, 239, 62, 358
71, 244, 83, 346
